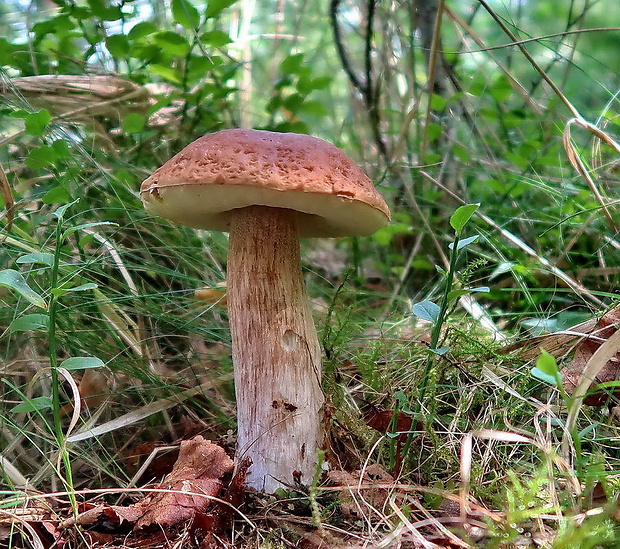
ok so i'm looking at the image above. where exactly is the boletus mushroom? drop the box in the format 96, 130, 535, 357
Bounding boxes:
140, 129, 390, 492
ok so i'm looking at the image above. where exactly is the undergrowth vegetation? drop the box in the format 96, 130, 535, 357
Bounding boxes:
0, 0, 619, 547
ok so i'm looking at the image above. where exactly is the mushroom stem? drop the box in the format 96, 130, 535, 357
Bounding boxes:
228, 205, 324, 492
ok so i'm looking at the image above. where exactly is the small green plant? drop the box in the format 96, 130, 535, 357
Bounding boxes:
530, 349, 607, 480
388, 204, 489, 465
264, 52, 332, 133
486, 465, 620, 548
1, 200, 112, 502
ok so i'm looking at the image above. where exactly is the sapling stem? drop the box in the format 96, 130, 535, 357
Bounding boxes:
49, 220, 63, 442
48, 216, 76, 501
401, 233, 461, 463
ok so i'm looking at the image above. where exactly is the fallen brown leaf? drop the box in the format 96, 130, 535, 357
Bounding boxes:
126, 442, 180, 479
327, 464, 396, 518
63, 436, 235, 541
499, 317, 598, 360
68, 504, 145, 531
364, 408, 409, 442
136, 436, 234, 529
60, 368, 109, 418
561, 306, 620, 405
363, 406, 422, 474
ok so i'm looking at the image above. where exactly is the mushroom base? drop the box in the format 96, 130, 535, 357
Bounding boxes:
228, 206, 324, 492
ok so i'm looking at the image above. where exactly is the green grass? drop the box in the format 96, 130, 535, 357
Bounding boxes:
0, 0, 619, 546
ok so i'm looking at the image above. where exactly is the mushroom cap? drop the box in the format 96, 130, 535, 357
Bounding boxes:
140, 129, 390, 237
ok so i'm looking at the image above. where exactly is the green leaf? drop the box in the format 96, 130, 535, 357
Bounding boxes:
32, 14, 76, 37
446, 289, 468, 301
469, 286, 490, 293
283, 93, 304, 113
205, 0, 237, 18
412, 300, 440, 323
42, 187, 73, 205
430, 94, 447, 111
60, 356, 105, 370
591, 381, 620, 391
53, 199, 80, 220
153, 31, 191, 56
491, 75, 512, 102
394, 390, 406, 404
62, 221, 117, 238
200, 30, 231, 47
172, 0, 200, 29
87, 0, 122, 20
489, 261, 517, 280
128, 22, 158, 40
429, 347, 450, 355
68, 282, 98, 292
426, 124, 443, 140
122, 113, 146, 133
531, 350, 562, 387
16, 253, 54, 267
9, 313, 49, 332
187, 55, 219, 81
280, 53, 304, 75
0, 270, 46, 309
449, 204, 479, 235
299, 100, 328, 116
577, 422, 598, 440
149, 64, 183, 84
296, 74, 331, 94
67, 5, 91, 20
453, 144, 470, 162
24, 145, 55, 169
531, 367, 558, 386
448, 286, 490, 301
106, 34, 130, 57
51, 139, 71, 159
24, 109, 51, 136
11, 396, 53, 413
448, 234, 479, 251
51, 282, 98, 297
0, 38, 17, 66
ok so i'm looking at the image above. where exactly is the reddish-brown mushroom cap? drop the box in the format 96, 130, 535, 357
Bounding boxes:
140, 129, 390, 236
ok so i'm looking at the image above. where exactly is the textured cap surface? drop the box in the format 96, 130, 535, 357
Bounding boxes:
140, 129, 390, 237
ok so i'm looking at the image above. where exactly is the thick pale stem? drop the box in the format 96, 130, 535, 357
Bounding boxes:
228, 206, 324, 492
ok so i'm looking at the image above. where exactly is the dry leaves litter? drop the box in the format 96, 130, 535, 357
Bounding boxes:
561, 305, 620, 405
59, 436, 236, 547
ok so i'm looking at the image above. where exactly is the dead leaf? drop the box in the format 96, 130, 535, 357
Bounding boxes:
363, 406, 422, 474
126, 442, 180, 479
364, 407, 416, 443
327, 465, 396, 518
0, 162, 15, 232
136, 436, 234, 529
499, 317, 599, 360
562, 306, 620, 405
63, 437, 235, 539
195, 284, 227, 306
66, 504, 145, 531
60, 368, 109, 418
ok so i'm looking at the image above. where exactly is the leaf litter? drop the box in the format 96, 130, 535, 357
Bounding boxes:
49, 436, 239, 548
560, 304, 620, 405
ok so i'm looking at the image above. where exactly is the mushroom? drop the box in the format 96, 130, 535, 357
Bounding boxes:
140, 129, 390, 492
